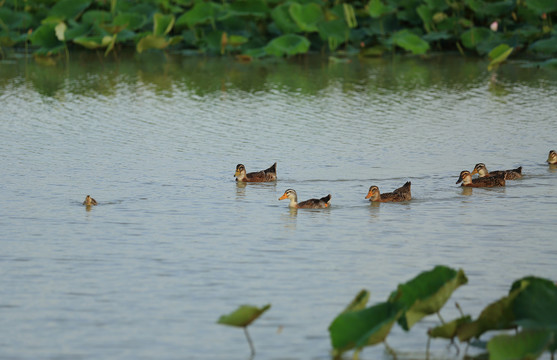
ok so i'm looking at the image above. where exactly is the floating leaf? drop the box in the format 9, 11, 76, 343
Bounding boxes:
329, 301, 403, 355
388, 266, 467, 331
487, 330, 553, 360
217, 304, 271, 327
264, 34, 310, 57
289, 3, 323, 33
488, 44, 513, 71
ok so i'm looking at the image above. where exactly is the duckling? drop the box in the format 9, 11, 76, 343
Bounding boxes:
456, 170, 505, 187
365, 181, 411, 202
83, 195, 97, 206
471, 163, 522, 180
547, 150, 557, 164
235, 162, 277, 182
278, 189, 331, 209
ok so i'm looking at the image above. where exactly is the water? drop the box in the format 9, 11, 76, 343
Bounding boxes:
1, 53, 556, 360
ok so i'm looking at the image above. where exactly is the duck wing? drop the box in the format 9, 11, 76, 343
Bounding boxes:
298, 194, 331, 208
470, 176, 505, 187
246, 162, 277, 182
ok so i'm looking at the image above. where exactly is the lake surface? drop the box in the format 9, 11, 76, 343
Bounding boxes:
1, 52, 556, 360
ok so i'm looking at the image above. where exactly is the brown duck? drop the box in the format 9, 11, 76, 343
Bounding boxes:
456, 170, 505, 187
235, 162, 277, 182
365, 181, 411, 202
471, 163, 522, 180
279, 189, 331, 209
83, 195, 97, 206
547, 150, 557, 164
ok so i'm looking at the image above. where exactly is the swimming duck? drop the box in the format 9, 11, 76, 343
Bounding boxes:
365, 181, 411, 202
547, 150, 557, 164
83, 195, 97, 206
235, 162, 277, 182
471, 163, 522, 180
456, 170, 505, 187
278, 189, 331, 209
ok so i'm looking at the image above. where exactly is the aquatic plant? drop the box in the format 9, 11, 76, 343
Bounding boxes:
217, 303, 271, 356
0, 0, 555, 65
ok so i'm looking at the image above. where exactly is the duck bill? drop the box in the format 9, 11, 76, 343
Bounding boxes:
456, 176, 463, 184
470, 169, 478, 176
234, 170, 240, 177
365, 191, 372, 199
278, 194, 288, 200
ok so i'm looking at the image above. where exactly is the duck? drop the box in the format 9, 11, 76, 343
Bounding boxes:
547, 150, 557, 164
471, 163, 522, 180
235, 162, 277, 182
365, 181, 411, 202
456, 170, 505, 187
278, 189, 331, 209
83, 195, 97, 206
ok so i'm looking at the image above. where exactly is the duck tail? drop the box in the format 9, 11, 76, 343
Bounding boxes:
265, 162, 277, 173
515, 166, 522, 174
321, 194, 332, 204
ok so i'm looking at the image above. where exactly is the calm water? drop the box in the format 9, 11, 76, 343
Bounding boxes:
1, 53, 556, 360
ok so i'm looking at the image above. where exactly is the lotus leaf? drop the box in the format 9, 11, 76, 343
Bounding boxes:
176, 2, 221, 28
318, 19, 349, 51
393, 30, 430, 55
153, 13, 175, 37
217, 304, 271, 327
428, 315, 472, 339
488, 44, 513, 71
48, 0, 92, 21
30, 24, 64, 55
113, 13, 145, 31
329, 301, 403, 355
388, 266, 467, 331
289, 3, 323, 33
525, 0, 557, 15
529, 36, 557, 55
460, 27, 492, 49
136, 34, 173, 53
487, 330, 553, 360
457, 280, 528, 342
82, 10, 112, 25
73, 35, 113, 49
342, 289, 370, 313
264, 34, 310, 57
229, 0, 270, 17
465, 0, 515, 17
368, 0, 395, 18
271, 3, 300, 34
343, 4, 357, 29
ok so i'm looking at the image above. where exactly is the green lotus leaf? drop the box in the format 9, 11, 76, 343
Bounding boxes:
487, 330, 553, 360
388, 266, 467, 330
329, 301, 402, 355
30, 24, 64, 55
113, 13, 145, 31
82, 10, 112, 25
368, 0, 395, 18
289, 2, 323, 33
343, 289, 370, 313
48, 0, 92, 21
511, 277, 557, 331
73, 35, 113, 49
176, 2, 221, 28
422, 31, 452, 42
153, 13, 175, 37
264, 34, 310, 57
457, 280, 528, 342
271, 3, 300, 34
465, 0, 515, 17
136, 34, 171, 53
488, 44, 513, 70
529, 36, 557, 55
228, 35, 249, 47
428, 315, 472, 339
524, 0, 557, 15
0, 8, 32, 30
317, 19, 349, 51
393, 30, 430, 55
217, 304, 271, 327
460, 27, 492, 49
229, 0, 270, 17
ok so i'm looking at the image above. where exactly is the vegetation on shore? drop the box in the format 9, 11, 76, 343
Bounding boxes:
0, 0, 556, 65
